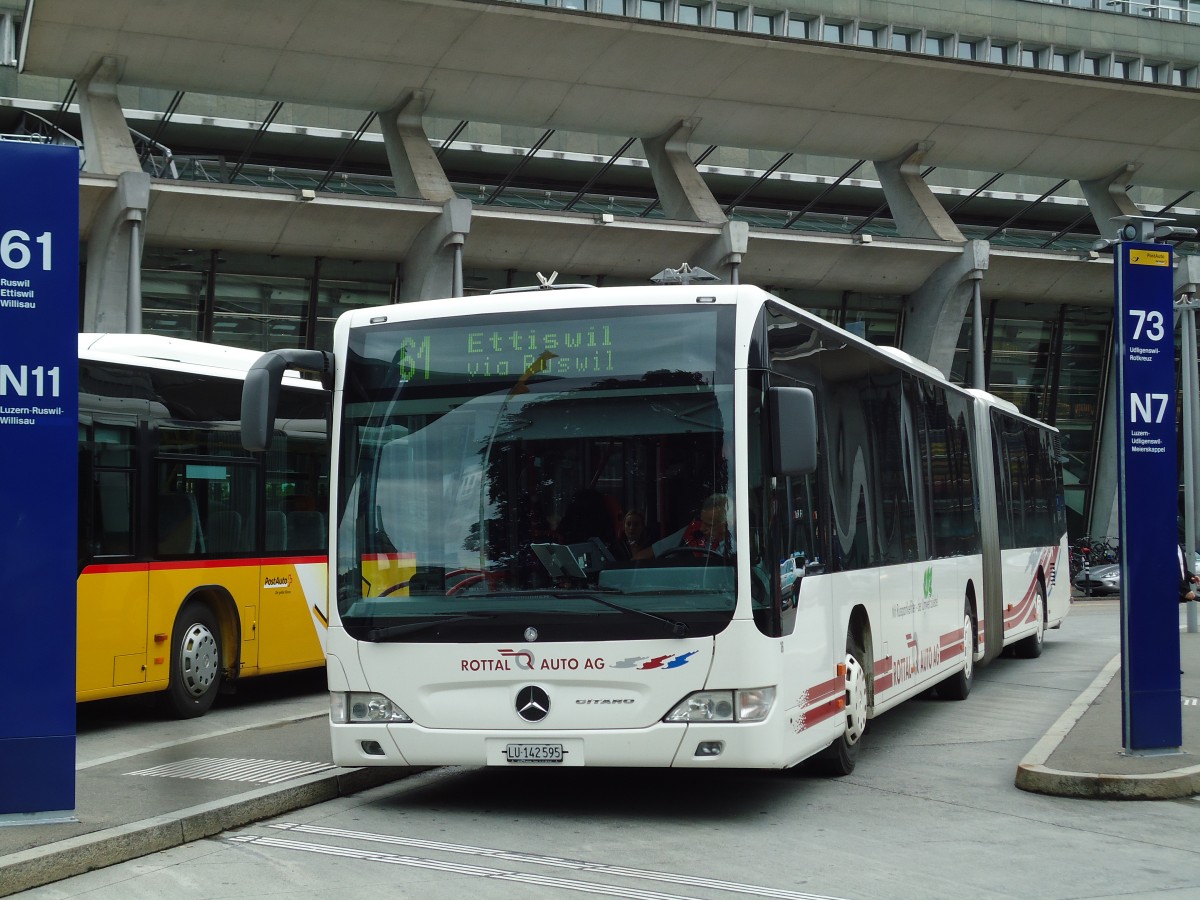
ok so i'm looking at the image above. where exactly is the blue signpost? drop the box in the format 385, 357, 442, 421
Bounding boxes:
0, 142, 79, 816
1114, 226, 1183, 752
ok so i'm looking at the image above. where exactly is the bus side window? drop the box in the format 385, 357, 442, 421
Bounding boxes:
80, 421, 136, 559
206, 509, 244, 554
266, 510, 288, 551
158, 492, 202, 556
288, 510, 326, 552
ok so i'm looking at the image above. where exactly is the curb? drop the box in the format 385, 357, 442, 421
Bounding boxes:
1014, 654, 1200, 800
0, 766, 416, 897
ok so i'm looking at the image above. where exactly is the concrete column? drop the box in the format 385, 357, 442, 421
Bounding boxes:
379, 91, 456, 203
76, 56, 142, 176
900, 240, 989, 376
398, 198, 473, 302
1080, 165, 1143, 243
689, 221, 749, 284
82, 171, 151, 333
1088, 350, 1122, 541
874, 142, 963, 242
641, 120, 726, 225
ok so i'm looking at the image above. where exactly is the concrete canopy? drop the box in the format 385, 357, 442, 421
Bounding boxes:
75, 172, 1112, 301
22, 0, 1200, 192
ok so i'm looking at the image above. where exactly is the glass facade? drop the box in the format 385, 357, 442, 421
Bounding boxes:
1056, 313, 1110, 535
948, 304, 1110, 537
139, 247, 395, 352
987, 315, 1056, 421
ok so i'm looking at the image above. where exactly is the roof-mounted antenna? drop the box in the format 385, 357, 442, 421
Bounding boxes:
489, 271, 597, 294
650, 263, 720, 285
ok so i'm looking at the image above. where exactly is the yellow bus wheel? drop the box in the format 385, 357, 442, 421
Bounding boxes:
164, 601, 223, 718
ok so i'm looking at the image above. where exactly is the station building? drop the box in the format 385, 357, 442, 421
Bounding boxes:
3, 0, 1200, 540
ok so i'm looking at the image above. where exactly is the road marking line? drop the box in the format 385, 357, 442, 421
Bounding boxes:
232, 834, 848, 900
252, 823, 845, 900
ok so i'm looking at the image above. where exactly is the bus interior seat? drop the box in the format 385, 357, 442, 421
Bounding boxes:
265, 510, 288, 552
158, 492, 203, 555
206, 509, 244, 554
287, 510, 325, 551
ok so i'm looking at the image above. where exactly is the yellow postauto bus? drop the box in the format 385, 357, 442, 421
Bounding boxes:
77, 334, 328, 717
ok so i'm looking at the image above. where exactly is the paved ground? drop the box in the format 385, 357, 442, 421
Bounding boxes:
1, 604, 1197, 897
1015, 614, 1200, 800
0, 713, 416, 896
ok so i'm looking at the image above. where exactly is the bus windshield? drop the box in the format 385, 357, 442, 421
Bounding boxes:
337, 304, 737, 642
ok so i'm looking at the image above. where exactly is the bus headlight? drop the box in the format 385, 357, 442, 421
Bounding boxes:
664, 687, 775, 723
736, 687, 776, 722
330, 691, 412, 724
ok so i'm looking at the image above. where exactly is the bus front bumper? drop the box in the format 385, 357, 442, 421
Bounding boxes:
330, 720, 792, 769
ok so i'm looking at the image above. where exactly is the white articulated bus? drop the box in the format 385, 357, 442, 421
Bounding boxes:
241, 284, 1068, 774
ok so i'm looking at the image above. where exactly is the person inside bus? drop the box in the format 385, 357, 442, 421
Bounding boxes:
609, 509, 654, 561
653, 493, 735, 559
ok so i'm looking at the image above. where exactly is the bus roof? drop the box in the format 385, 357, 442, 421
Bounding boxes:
78, 333, 315, 384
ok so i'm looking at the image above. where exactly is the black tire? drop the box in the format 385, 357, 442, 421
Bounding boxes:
1012, 582, 1046, 659
164, 601, 223, 718
938, 600, 975, 701
810, 628, 870, 777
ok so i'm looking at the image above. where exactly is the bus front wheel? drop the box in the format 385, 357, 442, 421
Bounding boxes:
165, 601, 223, 718
811, 630, 869, 777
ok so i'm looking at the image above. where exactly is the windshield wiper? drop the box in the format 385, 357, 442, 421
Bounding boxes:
364, 612, 495, 641
559, 593, 688, 638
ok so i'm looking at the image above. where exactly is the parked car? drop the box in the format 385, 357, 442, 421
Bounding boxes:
1073, 562, 1121, 596
1074, 552, 1200, 597
778, 552, 814, 608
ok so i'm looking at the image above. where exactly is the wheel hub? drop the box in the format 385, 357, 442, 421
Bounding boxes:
962, 613, 974, 680
180, 622, 219, 698
843, 653, 868, 745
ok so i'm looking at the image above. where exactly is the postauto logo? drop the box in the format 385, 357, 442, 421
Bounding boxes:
459, 649, 699, 673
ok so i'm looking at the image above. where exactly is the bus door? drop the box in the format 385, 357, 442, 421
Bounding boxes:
77, 414, 148, 695
258, 445, 326, 671
150, 452, 261, 677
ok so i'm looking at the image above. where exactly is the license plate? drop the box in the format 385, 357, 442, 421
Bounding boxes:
505, 742, 564, 763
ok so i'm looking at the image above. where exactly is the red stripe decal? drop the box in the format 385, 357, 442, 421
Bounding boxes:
940, 640, 964, 662
808, 675, 843, 704
802, 696, 844, 729
81, 555, 325, 575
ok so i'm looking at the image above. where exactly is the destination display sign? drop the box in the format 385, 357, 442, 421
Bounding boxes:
362, 308, 725, 386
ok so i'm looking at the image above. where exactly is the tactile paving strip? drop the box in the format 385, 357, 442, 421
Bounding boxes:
126, 756, 338, 784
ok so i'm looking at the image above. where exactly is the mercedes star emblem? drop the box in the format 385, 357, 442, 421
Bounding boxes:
515, 685, 550, 722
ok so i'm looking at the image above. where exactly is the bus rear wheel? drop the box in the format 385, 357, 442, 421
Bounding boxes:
164, 601, 223, 718
1012, 582, 1046, 659
811, 630, 869, 777
938, 601, 975, 701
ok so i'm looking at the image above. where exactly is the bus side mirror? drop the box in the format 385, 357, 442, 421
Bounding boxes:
769, 386, 817, 476
241, 349, 331, 452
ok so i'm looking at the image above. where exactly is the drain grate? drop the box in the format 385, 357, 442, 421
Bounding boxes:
126, 757, 338, 784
